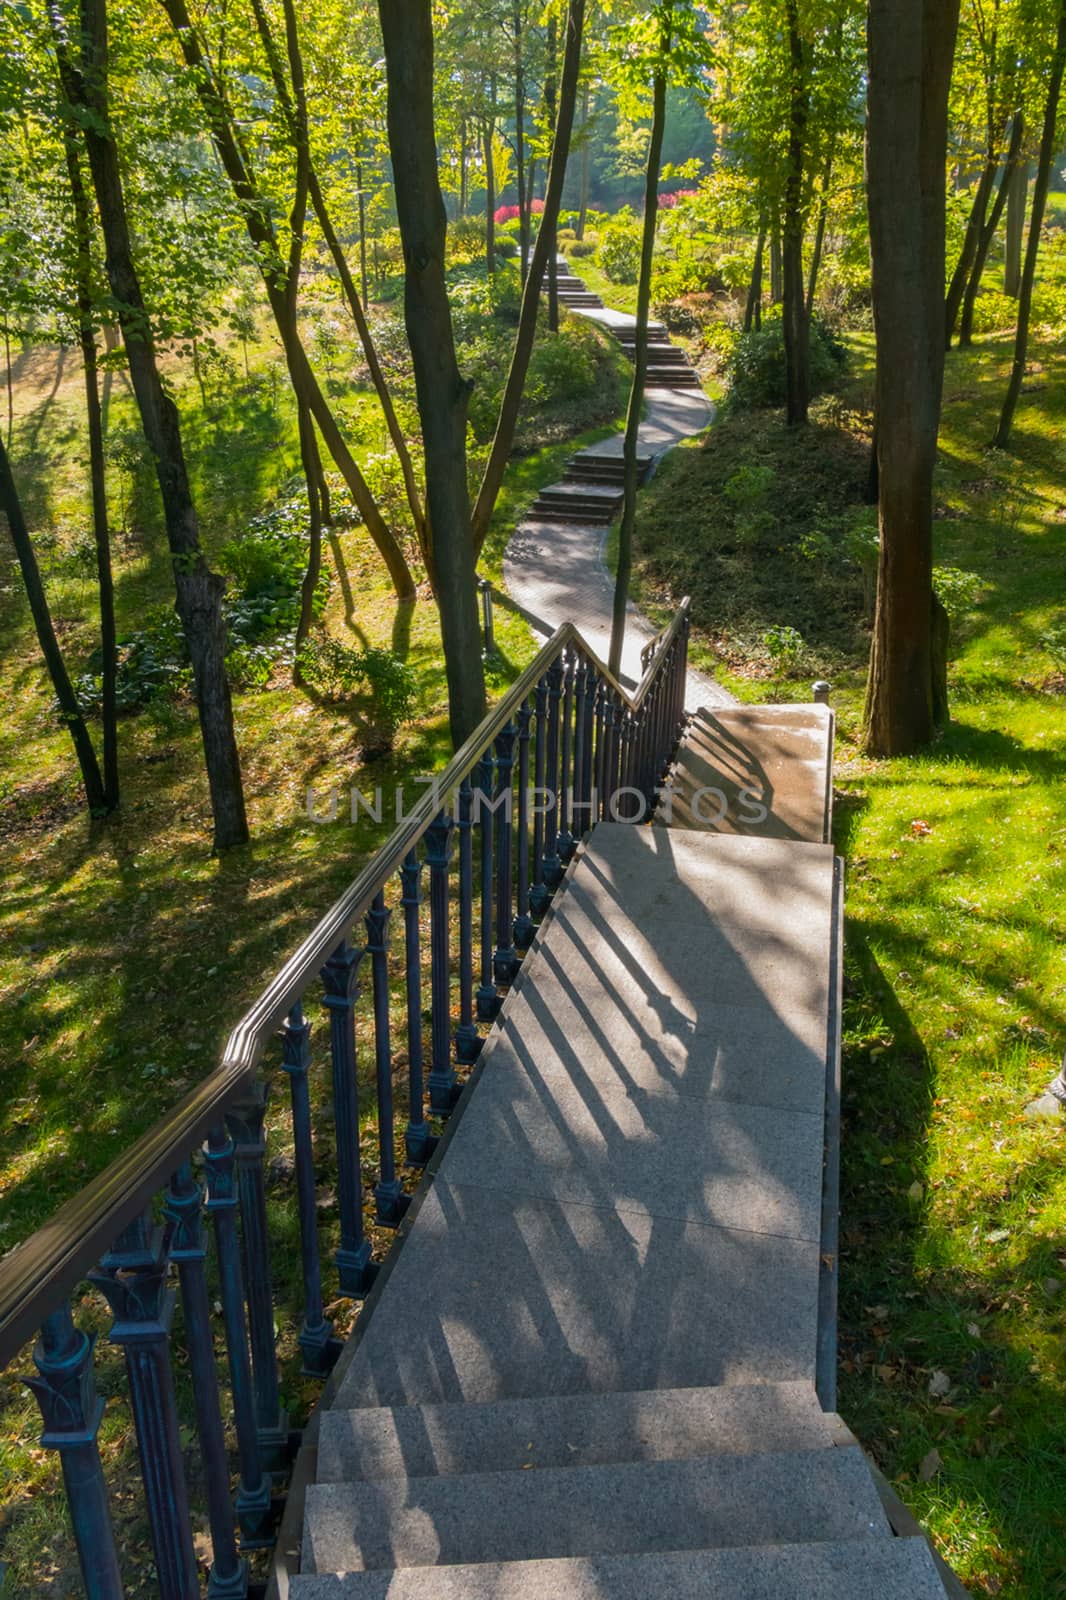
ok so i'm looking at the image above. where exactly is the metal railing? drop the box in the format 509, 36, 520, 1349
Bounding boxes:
0, 602, 690, 1599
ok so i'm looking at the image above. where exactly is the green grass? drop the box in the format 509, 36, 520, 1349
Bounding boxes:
628, 324, 1066, 1597
0, 279, 629, 1594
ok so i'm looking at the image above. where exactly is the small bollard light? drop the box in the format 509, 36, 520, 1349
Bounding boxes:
478, 576, 495, 655
812, 680, 831, 705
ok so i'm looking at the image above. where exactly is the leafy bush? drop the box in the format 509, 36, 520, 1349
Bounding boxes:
932, 566, 982, 621
762, 624, 806, 666
966, 289, 1019, 335
494, 235, 518, 259
723, 312, 847, 411
597, 211, 643, 285
525, 329, 597, 404
563, 238, 596, 259
296, 638, 416, 747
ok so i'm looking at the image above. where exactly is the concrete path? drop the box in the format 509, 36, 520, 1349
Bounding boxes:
503, 297, 734, 709
294, 815, 948, 1595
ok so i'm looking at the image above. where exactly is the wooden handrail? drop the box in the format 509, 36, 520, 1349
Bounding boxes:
0, 603, 689, 1366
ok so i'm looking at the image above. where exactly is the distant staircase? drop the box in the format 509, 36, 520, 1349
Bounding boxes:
285, 701, 960, 1599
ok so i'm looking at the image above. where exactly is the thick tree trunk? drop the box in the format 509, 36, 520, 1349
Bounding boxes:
959, 111, 1023, 345
863, 0, 959, 756
609, 21, 669, 679
56, 0, 248, 848
471, 0, 585, 550
64, 128, 118, 809
161, 0, 415, 599
745, 227, 766, 332
1, 436, 107, 813
782, 0, 810, 426
994, 4, 1066, 448
379, 0, 486, 749
1004, 157, 1028, 295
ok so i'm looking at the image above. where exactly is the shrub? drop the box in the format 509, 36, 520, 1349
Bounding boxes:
762, 624, 806, 667
562, 238, 596, 259
933, 565, 982, 621
525, 329, 597, 403
723, 313, 846, 411
598, 211, 643, 285
494, 235, 518, 260
296, 638, 416, 748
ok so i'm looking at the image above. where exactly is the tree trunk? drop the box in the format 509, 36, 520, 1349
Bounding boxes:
545, 14, 559, 332
769, 226, 782, 303
471, 0, 586, 551
745, 227, 766, 332
782, 0, 810, 426
577, 82, 590, 240
56, 0, 248, 848
959, 110, 1023, 345
356, 162, 369, 310
3, 325, 12, 447
1004, 156, 1028, 295
944, 146, 998, 345
993, 3, 1066, 448
161, 0, 415, 599
805, 143, 834, 318
64, 126, 119, 808
379, 0, 486, 749
609, 13, 669, 679
1, 436, 107, 813
459, 116, 468, 216
483, 115, 497, 273
294, 401, 322, 683
863, 0, 960, 756
514, 2, 529, 279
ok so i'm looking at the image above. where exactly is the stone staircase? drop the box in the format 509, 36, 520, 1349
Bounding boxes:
281, 703, 958, 1599
555, 259, 703, 389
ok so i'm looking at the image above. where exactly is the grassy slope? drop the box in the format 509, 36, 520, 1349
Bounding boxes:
628, 327, 1066, 1597
0, 293, 629, 1592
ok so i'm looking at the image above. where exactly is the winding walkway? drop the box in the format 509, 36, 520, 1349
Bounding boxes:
503, 296, 734, 710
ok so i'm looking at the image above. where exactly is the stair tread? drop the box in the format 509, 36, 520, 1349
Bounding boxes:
292, 1537, 950, 1598
316, 1380, 833, 1482
303, 1447, 889, 1573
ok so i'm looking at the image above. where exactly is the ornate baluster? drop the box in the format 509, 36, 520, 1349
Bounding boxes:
580, 661, 597, 835
492, 720, 518, 984
426, 810, 458, 1113
24, 1303, 124, 1600
557, 650, 576, 862
225, 1086, 287, 1475
594, 680, 610, 821
569, 657, 589, 851
366, 890, 406, 1223
512, 701, 534, 950
399, 851, 434, 1162
541, 656, 564, 887
203, 1126, 274, 1549
530, 674, 548, 915
454, 777, 482, 1061
475, 751, 498, 1022
89, 1214, 199, 1597
607, 692, 624, 812
165, 1165, 248, 1597
320, 938, 372, 1293
280, 1005, 340, 1376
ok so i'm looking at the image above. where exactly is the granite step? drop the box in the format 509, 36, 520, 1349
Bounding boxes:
291, 1538, 950, 1599
316, 1380, 834, 1483
302, 1447, 889, 1573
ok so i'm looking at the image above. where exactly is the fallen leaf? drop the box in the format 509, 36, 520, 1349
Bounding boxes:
928, 1370, 952, 1398
918, 1447, 942, 1482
